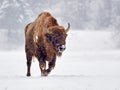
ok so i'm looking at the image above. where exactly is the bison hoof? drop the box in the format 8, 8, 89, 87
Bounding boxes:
41, 71, 48, 77
26, 73, 31, 77
41, 73, 48, 76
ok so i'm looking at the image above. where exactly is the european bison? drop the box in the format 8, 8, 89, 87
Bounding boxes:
25, 12, 70, 76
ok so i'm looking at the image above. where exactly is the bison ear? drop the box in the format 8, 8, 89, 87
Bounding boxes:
43, 24, 51, 33
65, 23, 70, 33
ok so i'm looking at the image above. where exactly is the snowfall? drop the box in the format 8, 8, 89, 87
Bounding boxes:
0, 30, 120, 90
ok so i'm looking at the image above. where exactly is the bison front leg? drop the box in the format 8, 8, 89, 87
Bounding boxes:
47, 56, 56, 75
39, 61, 48, 76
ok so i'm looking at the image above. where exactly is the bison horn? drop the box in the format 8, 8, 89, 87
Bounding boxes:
66, 23, 70, 33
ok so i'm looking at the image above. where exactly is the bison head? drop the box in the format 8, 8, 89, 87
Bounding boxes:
44, 23, 70, 56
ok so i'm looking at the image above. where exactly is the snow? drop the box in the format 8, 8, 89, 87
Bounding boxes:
0, 31, 120, 90
0, 0, 9, 9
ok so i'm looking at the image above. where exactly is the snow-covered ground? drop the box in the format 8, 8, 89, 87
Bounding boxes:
0, 30, 120, 90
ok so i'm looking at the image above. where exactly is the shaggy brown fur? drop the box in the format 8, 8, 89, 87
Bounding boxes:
25, 12, 70, 76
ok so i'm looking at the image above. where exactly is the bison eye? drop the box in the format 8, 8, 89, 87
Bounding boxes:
45, 33, 52, 41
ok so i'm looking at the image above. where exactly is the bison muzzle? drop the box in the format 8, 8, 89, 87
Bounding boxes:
24, 12, 70, 76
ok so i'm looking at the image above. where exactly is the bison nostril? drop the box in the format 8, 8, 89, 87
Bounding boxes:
58, 45, 66, 51
60, 47, 63, 50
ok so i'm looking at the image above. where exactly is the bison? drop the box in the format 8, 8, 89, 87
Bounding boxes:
25, 12, 70, 76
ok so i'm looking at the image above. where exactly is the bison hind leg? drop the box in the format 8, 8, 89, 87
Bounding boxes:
26, 52, 33, 77
26, 58, 32, 77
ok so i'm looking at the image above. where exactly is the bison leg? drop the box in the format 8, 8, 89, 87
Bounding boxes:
36, 46, 48, 76
39, 61, 48, 76
47, 56, 56, 74
26, 53, 32, 77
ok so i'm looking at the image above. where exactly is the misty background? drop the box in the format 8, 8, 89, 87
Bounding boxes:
0, 0, 120, 50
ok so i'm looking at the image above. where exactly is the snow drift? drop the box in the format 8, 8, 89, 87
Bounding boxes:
0, 31, 120, 90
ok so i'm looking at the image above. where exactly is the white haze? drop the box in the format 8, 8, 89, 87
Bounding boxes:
0, 0, 120, 50
0, 1, 120, 88
0, 31, 120, 90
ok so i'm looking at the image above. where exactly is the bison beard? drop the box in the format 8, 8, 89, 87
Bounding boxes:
25, 12, 70, 77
